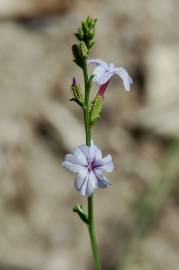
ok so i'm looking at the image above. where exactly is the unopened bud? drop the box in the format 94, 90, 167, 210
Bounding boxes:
87, 29, 95, 39
90, 95, 103, 126
72, 44, 84, 68
75, 28, 84, 40
87, 16, 93, 26
79, 41, 88, 58
82, 21, 88, 35
86, 16, 97, 28
91, 18, 97, 28
71, 77, 84, 105
87, 40, 95, 49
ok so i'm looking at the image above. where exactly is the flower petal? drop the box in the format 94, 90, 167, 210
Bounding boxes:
92, 66, 106, 83
86, 171, 98, 196
87, 58, 108, 69
62, 160, 84, 174
78, 144, 90, 159
65, 153, 85, 166
75, 170, 97, 196
74, 167, 88, 194
93, 144, 103, 159
114, 67, 133, 91
101, 154, 114, 172
96, 173, 112, 188
72, 146, 88, 165
94, 154, 114, 172
97, 70, 113, 85
90, 144, 102, 160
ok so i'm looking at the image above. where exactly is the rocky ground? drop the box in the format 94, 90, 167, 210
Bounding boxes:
0, 0, 179, 270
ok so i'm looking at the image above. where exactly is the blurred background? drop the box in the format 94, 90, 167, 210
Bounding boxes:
0, 0, 179, 270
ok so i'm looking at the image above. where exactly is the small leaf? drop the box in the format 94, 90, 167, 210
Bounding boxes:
73, 204, 88, 224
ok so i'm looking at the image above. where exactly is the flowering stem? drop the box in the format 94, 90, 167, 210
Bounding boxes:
82, 60, 102, 270
83, 61, 91, 146
88, 195, 102, 270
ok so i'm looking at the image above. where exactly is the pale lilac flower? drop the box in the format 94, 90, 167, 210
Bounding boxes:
62, 144, 114, 196
87, 59, 133, 96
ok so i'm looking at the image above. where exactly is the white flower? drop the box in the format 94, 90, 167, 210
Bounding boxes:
62, 144, 114, 196
87, 58, 133, 92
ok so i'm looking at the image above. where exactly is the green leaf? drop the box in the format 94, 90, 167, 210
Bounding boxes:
73, 204, 88, 224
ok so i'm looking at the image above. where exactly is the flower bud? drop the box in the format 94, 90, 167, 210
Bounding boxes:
75, 28, 84, 40
87, 16, 93, 25
87, 16, 97, 28
87, 29, 95, 40
72, 17, 97, 67
71, 77, 84, 106
79, 41, 89, 58
87, 40, 95, 49
90, 95, 103, 126
72, 44, 84, 68
90, 18, 97, 28
82, 21, 88, 35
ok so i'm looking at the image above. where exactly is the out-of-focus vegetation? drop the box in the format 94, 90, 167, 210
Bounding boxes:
120, 139, 179, 270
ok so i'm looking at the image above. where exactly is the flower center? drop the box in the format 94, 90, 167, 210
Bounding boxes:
87, 161, 94, 172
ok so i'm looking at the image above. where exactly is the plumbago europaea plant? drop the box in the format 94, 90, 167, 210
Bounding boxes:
62, 17, 133, 270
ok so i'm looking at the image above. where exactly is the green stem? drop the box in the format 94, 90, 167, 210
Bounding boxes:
82, 60, 102, 270
88, 195, 102, 270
